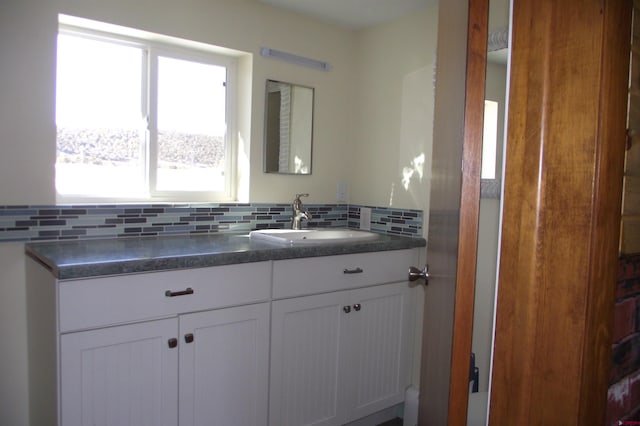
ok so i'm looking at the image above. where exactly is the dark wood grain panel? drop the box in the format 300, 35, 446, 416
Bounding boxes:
489, 0, 631, 423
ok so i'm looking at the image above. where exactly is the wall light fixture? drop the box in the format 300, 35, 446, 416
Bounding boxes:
260, 47, 331, 72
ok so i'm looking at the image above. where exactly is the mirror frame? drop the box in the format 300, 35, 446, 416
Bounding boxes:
263, 79, 314, 175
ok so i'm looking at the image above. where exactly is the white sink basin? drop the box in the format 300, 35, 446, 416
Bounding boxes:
249, 228, 379, 246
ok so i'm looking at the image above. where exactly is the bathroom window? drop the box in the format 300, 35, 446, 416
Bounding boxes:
55, 18, 237, 202
481, 100, 499, 180
480, 99, 502, 198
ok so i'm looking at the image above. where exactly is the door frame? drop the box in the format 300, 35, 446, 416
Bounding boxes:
446, 0, 489, 423
488, 0, 631, 423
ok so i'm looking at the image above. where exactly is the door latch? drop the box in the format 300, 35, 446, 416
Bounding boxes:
408, 265, 429, 285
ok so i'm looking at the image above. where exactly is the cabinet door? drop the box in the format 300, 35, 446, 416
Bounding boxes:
60, 318, 179, 426
270, 291, 350, 426
179, 303, 270, 426
346, 282, 411, 420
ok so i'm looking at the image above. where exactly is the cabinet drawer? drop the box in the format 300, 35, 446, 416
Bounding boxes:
59, 261, 271, 333
272, 249, 414, 299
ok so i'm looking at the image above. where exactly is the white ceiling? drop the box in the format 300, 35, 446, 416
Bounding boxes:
258, 0, 437, 30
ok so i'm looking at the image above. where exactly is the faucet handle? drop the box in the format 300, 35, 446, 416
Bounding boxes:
293, 194, 309, 208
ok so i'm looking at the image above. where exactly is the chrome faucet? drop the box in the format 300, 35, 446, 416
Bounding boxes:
291, 193, 312, 230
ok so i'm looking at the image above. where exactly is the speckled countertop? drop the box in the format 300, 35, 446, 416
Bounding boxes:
25, 232, 426, 280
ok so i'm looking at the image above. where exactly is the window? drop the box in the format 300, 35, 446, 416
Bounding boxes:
55, 21, 236, 201
481, 100, 499, 180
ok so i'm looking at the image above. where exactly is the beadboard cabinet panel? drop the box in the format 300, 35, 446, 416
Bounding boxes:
270, 291, 347, 426
60, 318, 179, 426
269, 282, 411, 426
179, 303, 270, 426
349, 283, 411, 419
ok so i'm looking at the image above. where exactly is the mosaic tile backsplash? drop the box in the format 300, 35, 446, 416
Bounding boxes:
0, 203, 423, 243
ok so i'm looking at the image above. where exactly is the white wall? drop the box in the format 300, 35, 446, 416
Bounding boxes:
0, 1, 440, 424
0, 0, 438, 207
350, 7, 439, 212
0, 243, 29, 425
489, 0, 510, 32
0, 0, 358, 206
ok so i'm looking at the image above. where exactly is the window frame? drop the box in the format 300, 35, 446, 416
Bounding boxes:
56, 22, 238, 203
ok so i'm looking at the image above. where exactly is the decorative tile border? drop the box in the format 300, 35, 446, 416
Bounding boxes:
348, 205, 423, 237
481, 179, 501, 199
0, 203, 422, 243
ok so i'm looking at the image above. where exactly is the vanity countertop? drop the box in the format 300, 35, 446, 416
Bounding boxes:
26, 231, 426, 280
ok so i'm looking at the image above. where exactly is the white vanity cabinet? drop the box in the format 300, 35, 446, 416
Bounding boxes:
27, 259, 271, 426
27, 245, 419, 426
268, 250, 414, 426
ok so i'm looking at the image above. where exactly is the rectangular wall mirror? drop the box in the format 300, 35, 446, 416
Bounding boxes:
264, 79, 314, 174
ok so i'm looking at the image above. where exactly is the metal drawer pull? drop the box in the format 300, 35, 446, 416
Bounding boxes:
165, 287, 194, 297
353, 303, 361, 311
343, 306, 352, 313
168, 338, 178, 348
343, 267, 364, 274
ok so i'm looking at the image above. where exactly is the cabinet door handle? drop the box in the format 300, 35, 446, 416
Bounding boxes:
343, 267, 364, 274
168, 338, 178, 348
184, 333, 194, 344
343, 305, 352, 313
165, 287, 194, 297
353, 303, 361, 311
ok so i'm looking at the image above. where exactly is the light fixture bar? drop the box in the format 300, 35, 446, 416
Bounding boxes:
260, 47, 331, 72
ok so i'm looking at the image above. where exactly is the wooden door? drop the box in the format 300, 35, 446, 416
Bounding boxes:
488, 0, 631, 424
418, 0, 488, 424
179, 303, 270, 426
